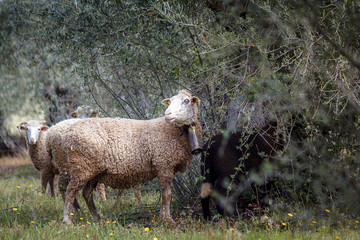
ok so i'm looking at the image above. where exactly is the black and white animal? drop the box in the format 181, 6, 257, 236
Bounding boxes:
200, 124, 280, 220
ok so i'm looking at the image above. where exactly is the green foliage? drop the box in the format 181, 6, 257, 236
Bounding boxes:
2, 163, 360, 239
1, 0, 360, 220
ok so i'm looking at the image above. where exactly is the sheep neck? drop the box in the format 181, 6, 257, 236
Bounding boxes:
27, 132, 46, 169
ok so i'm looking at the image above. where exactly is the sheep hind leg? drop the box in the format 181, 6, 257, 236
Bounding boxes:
82, 181, 101, 222
63, 179, 84, 225
58, 174, 81, 210
213, 181, 227, 217
159, 177, 175, 225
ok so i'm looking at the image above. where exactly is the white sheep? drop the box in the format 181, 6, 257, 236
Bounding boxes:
17, 120, 57, 196
68, 106, 142, 203
57, 90, 202, 224
45, 118, 84, 209
68, 106, 109, 201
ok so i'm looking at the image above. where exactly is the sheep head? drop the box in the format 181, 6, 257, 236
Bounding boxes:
17, 120, 49, 145
162, 90, 200, 126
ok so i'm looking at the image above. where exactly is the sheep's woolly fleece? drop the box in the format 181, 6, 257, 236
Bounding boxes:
45, 118, 82, 173
45, 118, 86, 206
61, 115, 202, 189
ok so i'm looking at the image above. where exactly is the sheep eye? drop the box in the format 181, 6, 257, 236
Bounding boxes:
71, 113, 77, 118
167, 100, 171, 105
183, 99, 190, 104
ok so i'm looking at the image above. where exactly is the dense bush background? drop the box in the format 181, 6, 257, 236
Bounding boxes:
1, 0, 359, 218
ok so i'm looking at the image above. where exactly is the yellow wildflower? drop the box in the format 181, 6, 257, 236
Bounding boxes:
17, 186, 20, 189
13, 208, 17, 211
70, 213, 74, 216
325, 209, 330, 213
288, 213, 293, 217
28, 184, 32, 188
106, 221, 110, 224
112, 220, 116, 224
110, 233, 114, 236
82, 225, 85, 227
144, 227, 150, 232
312, 221, 317, 224
87, 221, 91, 225
230, 228, 235, 231
30, 221, 34, 224
356, 220, 359, 224
134, 229, 139, 233
282, 222, 286, 226
80, 218, 83, 221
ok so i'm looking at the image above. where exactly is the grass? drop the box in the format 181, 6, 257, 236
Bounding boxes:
1, 155, 360, 239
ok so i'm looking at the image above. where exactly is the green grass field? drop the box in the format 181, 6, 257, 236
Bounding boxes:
1, 155, 360, 240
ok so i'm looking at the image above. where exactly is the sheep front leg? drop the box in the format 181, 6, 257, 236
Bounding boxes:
95, 183, 106, 201
48, 173, 56, 197
159, 177, 175, 225
42, 170, 56, 197
40, 172, 48, 195
58, 174, 81, 210
82, 181, 101, 222
135, 184, 142, 204
63, 179, 83, 225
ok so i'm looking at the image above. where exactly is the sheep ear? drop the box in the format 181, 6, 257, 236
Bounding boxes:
161, 98, 171, 106
191, 97, 200, 105
18, 125, 26, 131
41, 126, 49, 131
